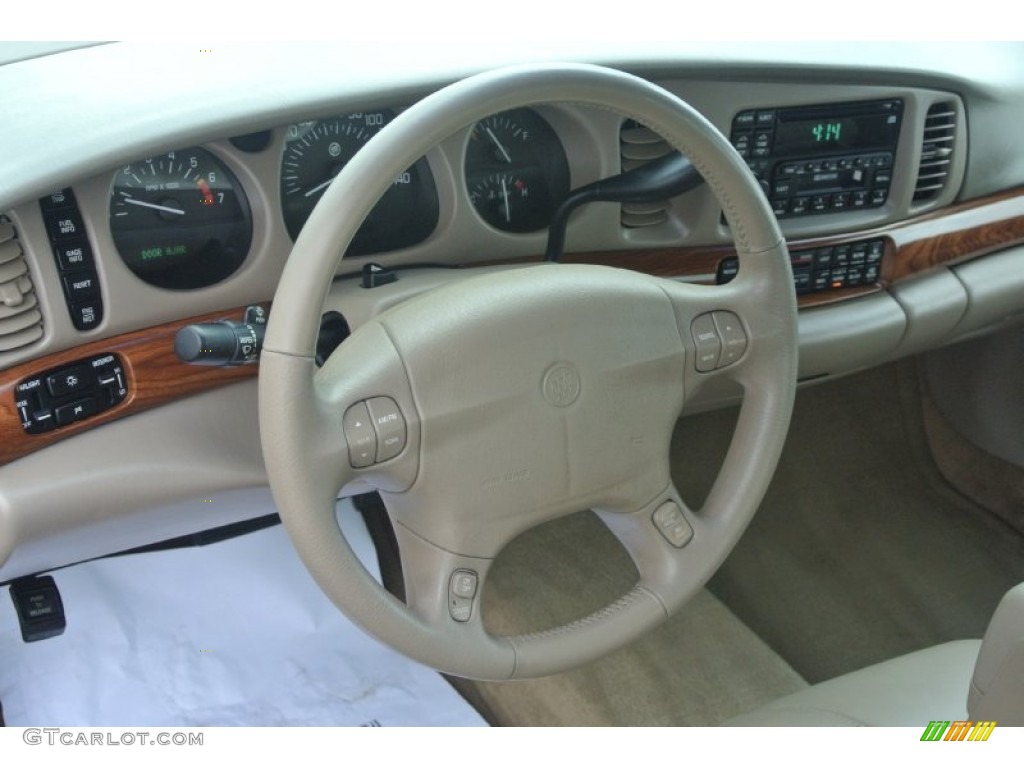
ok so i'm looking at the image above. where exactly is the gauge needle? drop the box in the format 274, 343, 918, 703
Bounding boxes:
500, 176, 511, 223
122, 197, 185, 216
486, 127, 512, 164
303, 178, 336, 198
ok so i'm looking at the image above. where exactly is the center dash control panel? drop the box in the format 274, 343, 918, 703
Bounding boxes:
717, 238, 885, 296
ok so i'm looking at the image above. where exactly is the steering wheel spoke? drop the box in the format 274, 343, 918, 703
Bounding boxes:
595, 482, 709, 614
391, 520, 496, 634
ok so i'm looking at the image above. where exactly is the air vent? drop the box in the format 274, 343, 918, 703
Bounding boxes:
620, 120, 672, 228
0, 218, 44, 352
914, 102, 957, 202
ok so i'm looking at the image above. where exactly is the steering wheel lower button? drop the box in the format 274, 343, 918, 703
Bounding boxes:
652, 501, 694, 548
449, 569, 479, 623
342, 402, 377, 468
690, 314, 722, 372
451, 569, 479, 599
366, 396, 407, 462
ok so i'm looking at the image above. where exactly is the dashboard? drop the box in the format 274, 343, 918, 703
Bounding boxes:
1, 42, 1024, 582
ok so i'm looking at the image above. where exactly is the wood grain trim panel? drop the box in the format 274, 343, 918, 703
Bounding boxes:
0, 307, 261, 466
469, 187, 1024, 306
882, 189, 1024, 281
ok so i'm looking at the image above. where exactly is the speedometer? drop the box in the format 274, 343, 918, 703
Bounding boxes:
280, 111, 438, 255
109, 148, 252, 290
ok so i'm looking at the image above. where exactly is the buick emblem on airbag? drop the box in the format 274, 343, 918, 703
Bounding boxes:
542, 363, 581, 407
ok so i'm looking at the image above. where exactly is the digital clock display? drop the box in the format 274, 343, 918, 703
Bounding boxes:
772, 102, 902, 157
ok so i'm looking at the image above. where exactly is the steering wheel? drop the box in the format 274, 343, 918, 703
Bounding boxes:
259, 63, 797, 680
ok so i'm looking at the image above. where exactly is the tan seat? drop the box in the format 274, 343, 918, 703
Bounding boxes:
728, 583, 1024, 727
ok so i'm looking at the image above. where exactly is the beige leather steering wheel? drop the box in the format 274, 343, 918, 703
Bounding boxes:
259, 63, 797, 680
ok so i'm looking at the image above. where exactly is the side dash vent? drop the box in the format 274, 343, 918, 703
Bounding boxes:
914, 102, 957, 202
620, 120, 672, 228
0, 218, 44, 352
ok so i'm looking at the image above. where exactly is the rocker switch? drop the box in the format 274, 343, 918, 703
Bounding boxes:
712, 311, 748, 367
690, 314, 722, 372
366, 396, 407, 463
342, 402, 377, 469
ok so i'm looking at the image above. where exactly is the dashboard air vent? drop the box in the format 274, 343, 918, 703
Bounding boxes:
914, 102, 957, 201
0, 218, 44, 352
620, 120, 672, 228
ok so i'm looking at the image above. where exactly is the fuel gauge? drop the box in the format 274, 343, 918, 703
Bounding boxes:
464, 108, 569, 233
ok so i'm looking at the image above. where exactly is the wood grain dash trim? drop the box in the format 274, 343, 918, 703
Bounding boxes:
463, 187, 1024, 307
0, 306, 262, 466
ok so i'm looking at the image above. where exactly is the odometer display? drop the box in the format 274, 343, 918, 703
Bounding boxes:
280, 111, 438, 255
109, 148, 252, 290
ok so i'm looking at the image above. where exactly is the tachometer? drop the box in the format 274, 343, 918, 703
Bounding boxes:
464, 108, 570, 233
280, 111, 438, 255
109, 148, 252, 290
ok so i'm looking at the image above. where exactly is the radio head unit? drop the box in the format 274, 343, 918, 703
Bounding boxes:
730, 99, 903, 218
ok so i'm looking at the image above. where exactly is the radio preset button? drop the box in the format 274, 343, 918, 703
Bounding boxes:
734, 111, 756, 128
773, 181, 795, 196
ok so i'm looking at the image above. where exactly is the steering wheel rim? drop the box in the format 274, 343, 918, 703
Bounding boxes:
259, 62, 797, 680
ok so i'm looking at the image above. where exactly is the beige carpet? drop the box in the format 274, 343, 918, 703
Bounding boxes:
676, 362, 1024, 683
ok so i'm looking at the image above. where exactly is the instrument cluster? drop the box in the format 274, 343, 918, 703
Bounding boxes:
105, 107, 572, 290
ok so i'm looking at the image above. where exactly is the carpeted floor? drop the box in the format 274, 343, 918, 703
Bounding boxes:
679, 362, 1024, 683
